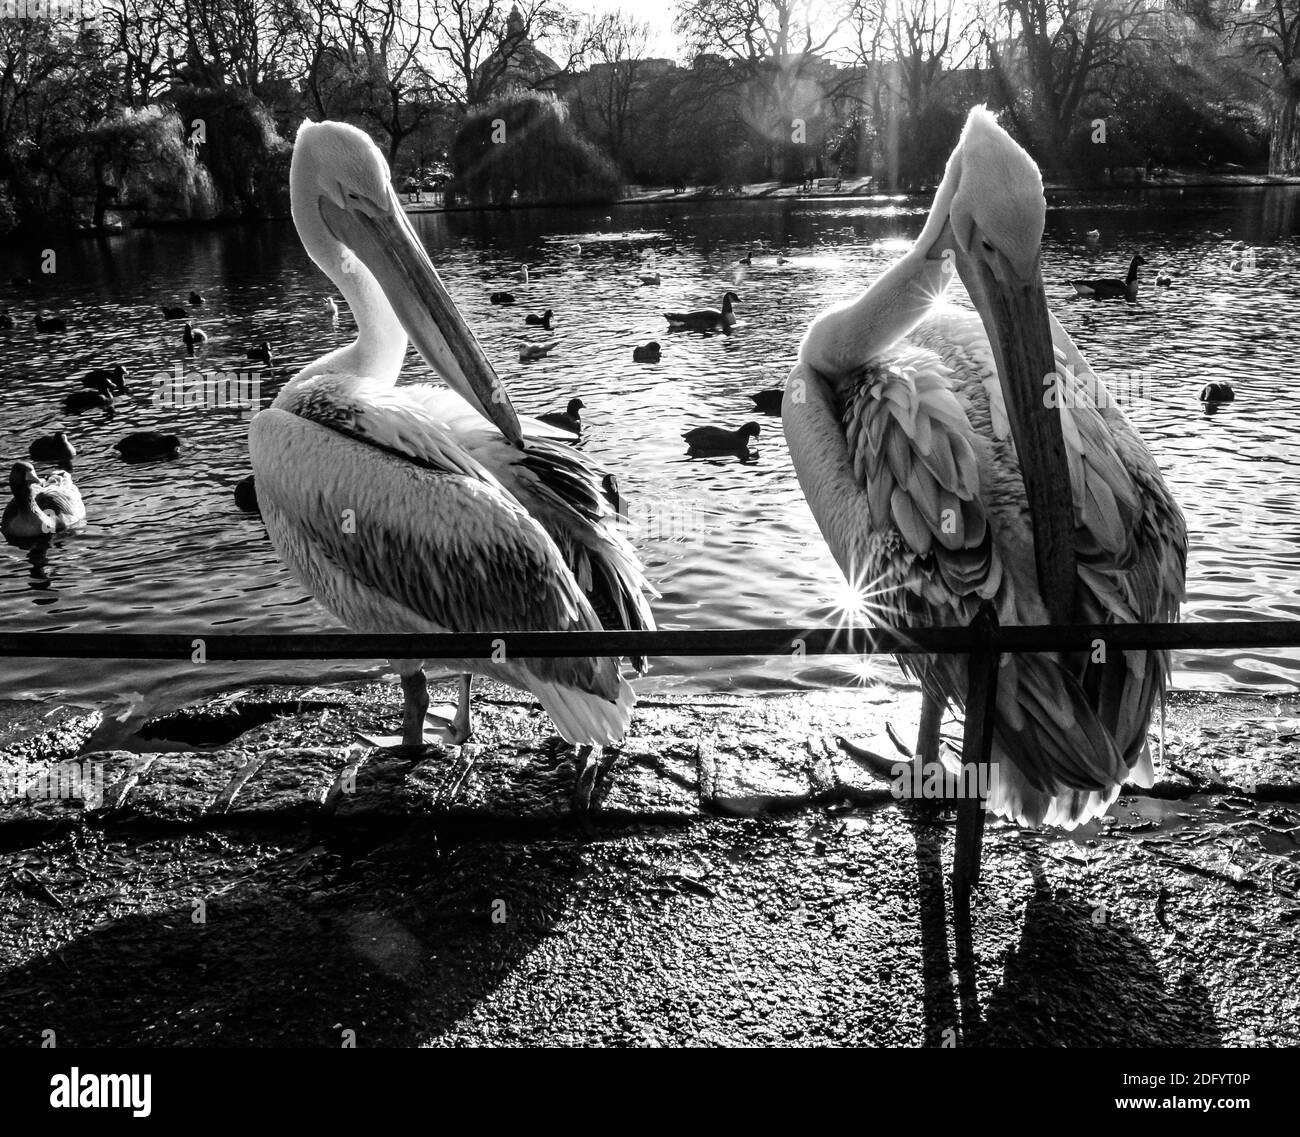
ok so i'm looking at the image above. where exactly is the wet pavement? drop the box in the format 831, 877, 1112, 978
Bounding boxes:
1, 682, 1297, 1046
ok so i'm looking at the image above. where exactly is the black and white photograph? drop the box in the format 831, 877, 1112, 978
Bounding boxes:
0, 0, 1296, 1082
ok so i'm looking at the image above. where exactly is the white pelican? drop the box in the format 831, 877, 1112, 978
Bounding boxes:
249, 121, 655, 761
785, 106, 1186, 840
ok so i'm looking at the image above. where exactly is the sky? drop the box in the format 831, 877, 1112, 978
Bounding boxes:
568, 0, 682, 60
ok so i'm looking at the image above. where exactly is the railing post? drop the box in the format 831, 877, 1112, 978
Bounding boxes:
953, 602, 1001, 900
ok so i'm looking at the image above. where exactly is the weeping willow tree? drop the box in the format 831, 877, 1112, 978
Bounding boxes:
451, 92, 621, 206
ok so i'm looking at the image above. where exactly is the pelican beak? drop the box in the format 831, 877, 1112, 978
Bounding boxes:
319, 189, 524, 447
952, 229, 1078, 623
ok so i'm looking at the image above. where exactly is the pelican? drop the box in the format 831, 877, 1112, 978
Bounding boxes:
1069, 254, 1146, 299
249, 120, 655, 768
518, 340, 557, 363
326, 297, 339, 320
2, 461, 85, 542
665, 291, 739, 331
785, 107, 1186, 879
537, 397, 583, 434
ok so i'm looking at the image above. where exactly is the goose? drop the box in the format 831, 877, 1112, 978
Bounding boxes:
750, 389, 784, 414
683, 421, 759, 455
64, 387, 114, 413
80, 364, 128, 393
1068, 254, 1146, 299
113, 432, 180, 462
632, 341, 661, 363
248, 119, 655, 780
665, 291, 739, 331
183, 322, 207, 349
247, 341, 274, 367
161, 305, 188, 319
524, 308, 553, 329
2, 461, 85, 541
518, 341, 558, 363
28, 431, 76, 469
537, 397, 584, 433
34, 313, 67, 333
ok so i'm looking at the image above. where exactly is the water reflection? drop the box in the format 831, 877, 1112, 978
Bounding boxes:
2, 188, 1300, 725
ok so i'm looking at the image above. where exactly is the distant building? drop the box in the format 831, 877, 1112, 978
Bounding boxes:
475, 4, 561, 99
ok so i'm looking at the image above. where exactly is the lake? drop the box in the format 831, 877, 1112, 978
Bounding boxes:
2, 187, 1299, 736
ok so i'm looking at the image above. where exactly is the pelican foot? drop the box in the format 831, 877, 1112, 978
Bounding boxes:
424, 711, 472, 746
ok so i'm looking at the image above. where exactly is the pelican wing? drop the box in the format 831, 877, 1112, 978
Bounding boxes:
250, 376, 624, 706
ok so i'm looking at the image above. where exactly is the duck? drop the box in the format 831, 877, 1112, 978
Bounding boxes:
632, 341, 661, 363
683, 421, 760, 455
80, 364, 128, 393
537, 397, 584, 433
518, 340, 558, 363
64, 387, 114, 413
665, 291, 739, 330
2, 461, 85, 541
490, 291, 515, 305
524, 308, 553, 329
637, 272, 661, 286
734, 245, 754, 267
28, 431, 76, 469
234, 474, 259, 514
34, 313, 67, 333
1231, 240, 1247, 252
775, 253, 788, 265
189, 291, 204, 306
113, 432, 180, 462
1199, 382, 1234, 403
750, 389, 784, 414
1068, 253, 1146, 299
1085, 229, 1101, 243
514, 265, 530, 282
0, 309, 14, 329
247, 341, 274, 366
183, 322, 207, 349
161, 305, 188, 319
1230, 258, 1243, 272
1155, 271, 1172, 287
326, 297, 339, 320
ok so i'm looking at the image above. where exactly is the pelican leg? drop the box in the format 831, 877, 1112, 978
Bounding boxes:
571, 744, 600, 811
916, 688, 943, 776
448, 673, 474, 745
400, 669, 429, 747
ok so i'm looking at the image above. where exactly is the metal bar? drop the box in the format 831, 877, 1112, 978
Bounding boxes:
3, 621, 1300, 661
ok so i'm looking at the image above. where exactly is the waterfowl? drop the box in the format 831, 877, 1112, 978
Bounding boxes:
234, 473, 259, 513
632, 341, 661, 363
524, 308, 553, 329
1068, 253, 1146, 299
1155, 272, 1172, 287
34, 313, 67, 333
786, 105, 1186, 898
1231, 240, 1247, 251
247, 341, 274, 366
637, 272, 661, 286
665, 291, 739, 330
0, 309, 13, 329
1200, 382, 1234, 403
113, 432, 180, 462
162, 305, 188, 319
518, 341, 558, 363
80, 364, 128, 393
734, 245, 754, 267
490, 291, 515, 305
29, 431, 76, 468
750, 389, 784, 414
1230, 258, 1243, 272
64, 387, 114, 413
183, 322, 207, 348
776, 254, 788, 265
537, 397, 584, 433
514, 265, 530, 282
249, 120, 654, 770
190, 291, 204, 306
683, 421, 760, 455
326, 297, 339, 320
2, 461, 85, 541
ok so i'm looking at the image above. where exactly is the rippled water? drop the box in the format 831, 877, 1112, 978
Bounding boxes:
2, 187, 1299, 728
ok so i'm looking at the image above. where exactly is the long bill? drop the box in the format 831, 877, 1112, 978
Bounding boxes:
319, 189, 525, 448
952, 235, 1079, 625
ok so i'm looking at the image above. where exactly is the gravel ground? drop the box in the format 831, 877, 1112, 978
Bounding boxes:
1, 680, 1297, 1047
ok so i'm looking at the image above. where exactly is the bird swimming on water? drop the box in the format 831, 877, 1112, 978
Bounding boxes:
1199, 381, 1234, 403
637, 272, 661, 286
248, 120, 655, 776
65, 387, 114, 413
34, 313, 67, 333
162, 305, 188, 320
234, 474, 259, 513
247, 341, 274, 367
524, 308, 553, 330
683, 421, 759, 455
665, 291, 739, 331
29, 431, 76, 469
750, 389, 783, 414
113, 432, 181, 462
190, 291, 204, 306
1068, 253, 1147, 299
490, 291, 515, 305
326, 297, 339, 320
0, 309, 14, 329
2, 461, 85, 542
784, 106, 1186, 886
183, 322, 207, 349
518, 340, 558, 363
80, 364, 128, 393
632, 341, 660, 363
536, 397, 584, 434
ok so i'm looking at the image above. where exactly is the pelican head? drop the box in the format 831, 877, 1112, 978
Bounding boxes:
291, 120, 523, 446
931, 106, 1076, 619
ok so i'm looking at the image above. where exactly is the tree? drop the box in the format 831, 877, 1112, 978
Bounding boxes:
1223, 0, 1300, 171
568, 11, 652, 171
